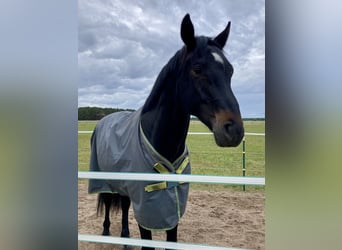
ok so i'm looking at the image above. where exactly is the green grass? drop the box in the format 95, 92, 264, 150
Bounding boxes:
78, 120, 265, 191
78, 120, 98, 131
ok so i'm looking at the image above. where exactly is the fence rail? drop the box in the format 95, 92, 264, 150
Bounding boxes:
78, 131, 265, 136
78, 171, 265, 185
78, 234, 248, 250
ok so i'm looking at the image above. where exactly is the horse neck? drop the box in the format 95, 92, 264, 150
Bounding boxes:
141, 58, 190, 163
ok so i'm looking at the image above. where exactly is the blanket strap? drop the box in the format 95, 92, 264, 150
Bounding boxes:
153, 162, 170, 174
144, 156, 189, 193
144, 182, 168, 192
176, 156, 189, 174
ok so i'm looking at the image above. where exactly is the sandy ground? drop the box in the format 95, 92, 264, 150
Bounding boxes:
78, 182, 264, 250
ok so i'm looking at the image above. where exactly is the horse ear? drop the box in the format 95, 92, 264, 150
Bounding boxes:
181, 14, 195, 50
214, 21, 231, 49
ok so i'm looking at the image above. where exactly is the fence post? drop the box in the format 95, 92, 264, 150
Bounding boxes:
242, 137, 246, 191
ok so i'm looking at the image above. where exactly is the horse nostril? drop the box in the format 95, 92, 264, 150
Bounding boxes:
223, 120, 233, 134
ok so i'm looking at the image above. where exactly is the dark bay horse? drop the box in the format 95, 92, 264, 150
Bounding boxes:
89, 14, 244, 250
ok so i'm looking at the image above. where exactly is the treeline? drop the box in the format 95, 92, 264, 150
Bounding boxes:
78, 107, 135, 120
190, 116, 265, 121
243, 118, 265, 121
79, 107, 265, 121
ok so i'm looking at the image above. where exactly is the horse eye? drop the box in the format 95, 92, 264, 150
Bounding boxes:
193, 64, 202, 74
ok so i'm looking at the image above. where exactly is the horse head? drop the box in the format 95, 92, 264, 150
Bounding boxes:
179, 14, 244, 147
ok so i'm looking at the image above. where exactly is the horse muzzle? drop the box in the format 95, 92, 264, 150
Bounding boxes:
212, 111, 244, 147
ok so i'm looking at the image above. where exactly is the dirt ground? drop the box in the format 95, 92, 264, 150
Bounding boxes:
78, 182, 264, 250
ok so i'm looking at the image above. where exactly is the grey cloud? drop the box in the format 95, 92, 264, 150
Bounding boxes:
78, 0, 265, 117
78, 31, 97, 53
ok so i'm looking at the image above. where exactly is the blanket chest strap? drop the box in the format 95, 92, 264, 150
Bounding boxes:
144, 157, 189, 192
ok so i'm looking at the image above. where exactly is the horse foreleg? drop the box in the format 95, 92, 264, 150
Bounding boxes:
166, 224, 178, 242
166, 225, 178, 250
138, 224, 154, 250
120, 196, 131, 238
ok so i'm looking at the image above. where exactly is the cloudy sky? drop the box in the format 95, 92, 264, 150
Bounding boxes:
78, 0, 265, 118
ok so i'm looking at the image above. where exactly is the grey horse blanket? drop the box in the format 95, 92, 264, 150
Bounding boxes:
88, 109, 191, 230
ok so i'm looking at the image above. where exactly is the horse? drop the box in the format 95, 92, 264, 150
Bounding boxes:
88, 13, 244, 250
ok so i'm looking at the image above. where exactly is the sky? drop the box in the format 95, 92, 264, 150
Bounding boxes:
78, 0, 265, 118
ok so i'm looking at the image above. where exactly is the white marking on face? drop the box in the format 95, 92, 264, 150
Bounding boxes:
211, 52, 224, 65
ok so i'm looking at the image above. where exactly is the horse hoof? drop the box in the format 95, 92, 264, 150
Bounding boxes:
121, 229, 130, 238
102, 229, 110, 236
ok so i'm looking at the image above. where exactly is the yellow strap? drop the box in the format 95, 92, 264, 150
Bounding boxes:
153, 162, 170, 174
145, 157, 189, 192
144, 182, 167, 192
176, 156, 189, 174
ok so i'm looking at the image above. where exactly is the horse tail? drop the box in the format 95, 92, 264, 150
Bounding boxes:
96, 193, 122, 216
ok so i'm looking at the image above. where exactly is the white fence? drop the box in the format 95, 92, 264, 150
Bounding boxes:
78, 131, 265, 136
78, 130, 265, 249
78, 172, 264, 249
79, 233, 248, 250
78, 172, 265, 185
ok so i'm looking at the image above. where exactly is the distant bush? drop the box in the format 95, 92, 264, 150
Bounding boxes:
78, 107, 135, 120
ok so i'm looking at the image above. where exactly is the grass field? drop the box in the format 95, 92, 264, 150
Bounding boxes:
78, 120, 265, 190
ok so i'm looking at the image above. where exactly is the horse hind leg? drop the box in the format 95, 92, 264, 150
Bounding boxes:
97, 193, 121, 236
97, 193, 112, 235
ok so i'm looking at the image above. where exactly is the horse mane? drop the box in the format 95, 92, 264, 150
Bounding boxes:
142, 47, 186, 112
